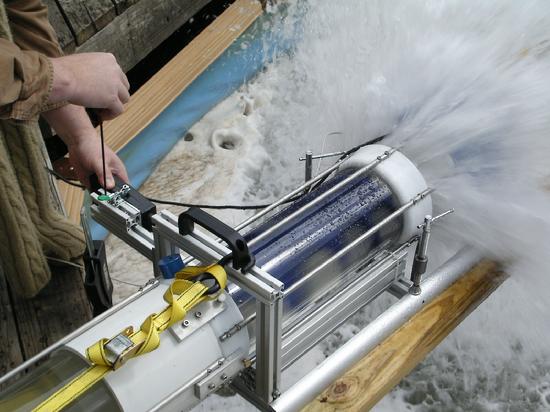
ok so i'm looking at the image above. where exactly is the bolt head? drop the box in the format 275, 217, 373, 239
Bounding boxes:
208, 383, 216, 390
182, 319, 190, 327
195, 311, 202, 319
221, 374, 228, 381
409, 285, 422, 296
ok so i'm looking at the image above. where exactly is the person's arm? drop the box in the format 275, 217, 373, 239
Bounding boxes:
5, 0, 64, 58
3, 0, 129, 189
1, 0, 130, 121
0, 37, 53, 120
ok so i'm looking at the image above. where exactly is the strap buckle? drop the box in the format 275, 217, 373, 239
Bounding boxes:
103, 327, 143, 370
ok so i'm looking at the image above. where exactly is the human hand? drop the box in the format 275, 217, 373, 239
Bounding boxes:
67, 134, 129, 190
49, 53, 130, 121
42, 105, 129, 189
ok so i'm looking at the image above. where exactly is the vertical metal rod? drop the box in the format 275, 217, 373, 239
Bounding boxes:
304, 150, 313, 190
272, 297, 283, 399
255, 301, 275, 402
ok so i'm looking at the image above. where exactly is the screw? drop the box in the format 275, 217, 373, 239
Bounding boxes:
208, 383, 216, 390
216, 294, 226, 304
182, 319, 190, 328
195, 311, 202, 319
272, 389, 281, 399
218, 360, 224, 366
221, 374, 228, 381
409, 285, 422, 296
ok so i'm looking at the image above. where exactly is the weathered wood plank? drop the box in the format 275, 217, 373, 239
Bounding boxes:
0, 269, 23, 377
85, 0, 117, 32
303, 260, 507, 412
55, 0, 116, 46
110, 0, 139, 16
43, 0, 75, 53
77, 0, 211, 72
60, 0, 263, 224
9, 263, 92, 361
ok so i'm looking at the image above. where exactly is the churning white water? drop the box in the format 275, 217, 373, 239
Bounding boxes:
237, 0, 550, 410
109, 1, 550, 410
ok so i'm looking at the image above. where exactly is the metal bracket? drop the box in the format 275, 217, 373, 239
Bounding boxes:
169, 294, 227, 342
194, 352, 246, 400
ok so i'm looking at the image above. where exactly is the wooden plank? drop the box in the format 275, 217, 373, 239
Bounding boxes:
110, 0, 139, 15
60, 0, 263, 224
43, 0, 75, 53
55, 0, 116, 46
0, 268, 23, 377
77, 0, 211, 73
85, 0, 117, 33
9, 263, 92, 361
303, 260, 507, 412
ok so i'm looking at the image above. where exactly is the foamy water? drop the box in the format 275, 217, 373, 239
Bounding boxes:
241, 0, 550, 409
109, 1, 550, 410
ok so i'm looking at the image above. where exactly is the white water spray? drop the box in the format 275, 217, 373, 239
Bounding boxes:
238, 0, 550, 409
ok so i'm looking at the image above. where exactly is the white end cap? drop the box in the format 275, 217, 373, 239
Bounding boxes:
341, 144, 432, 242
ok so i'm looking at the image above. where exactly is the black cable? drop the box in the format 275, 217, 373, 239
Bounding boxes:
47, 134, 387, 210
307, 133, 389, 192
99, 122, 108, 190
145, 196, 290, 210
46, 168, 293, 210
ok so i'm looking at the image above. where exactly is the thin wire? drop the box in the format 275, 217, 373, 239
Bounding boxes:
111, 278, 143, 287
47, 134, 388, 210
100, 122, 107, 189
46, 168, 297, 210
46, 256, 84, 269
315, 131, 343, 175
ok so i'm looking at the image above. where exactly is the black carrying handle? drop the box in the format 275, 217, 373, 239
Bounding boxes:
178, 207, 255, 273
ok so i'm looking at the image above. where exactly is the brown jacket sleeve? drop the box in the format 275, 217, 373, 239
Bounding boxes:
0, 0, 64, 120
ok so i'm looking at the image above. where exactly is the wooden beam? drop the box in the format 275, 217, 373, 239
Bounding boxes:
55, 0, 116, 46
43, 0, 75, 53
303, 260, 507, 412
0, 263, 92, 375
59, 0, 264, 224
7, 263, 92, 361
76, 0, 211, 72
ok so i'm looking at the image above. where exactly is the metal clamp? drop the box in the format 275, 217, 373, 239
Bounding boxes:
409, 209, 454, 295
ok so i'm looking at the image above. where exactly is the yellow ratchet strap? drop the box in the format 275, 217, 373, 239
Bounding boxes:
33, 264, 227, 412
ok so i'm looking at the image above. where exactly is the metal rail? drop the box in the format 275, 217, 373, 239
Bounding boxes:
0, 279, 160, 386
286, 187, 433, 294
271, 247, 481, 412
234, 151, 357, 231
248, 148, 397, 247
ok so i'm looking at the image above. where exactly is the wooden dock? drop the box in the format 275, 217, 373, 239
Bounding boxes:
44, 0, 212, 72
